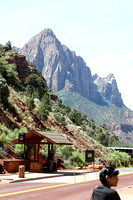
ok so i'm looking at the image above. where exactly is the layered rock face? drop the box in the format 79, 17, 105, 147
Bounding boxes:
20, 29, 103, 103
102, 123, 133, 145
20, 28, 123, 107
93, 73, 124, 107
5, 51, 41, 83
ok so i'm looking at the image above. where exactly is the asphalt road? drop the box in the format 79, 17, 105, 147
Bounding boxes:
0, 174, 133, 200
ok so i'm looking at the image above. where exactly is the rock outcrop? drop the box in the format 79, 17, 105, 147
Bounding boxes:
93, 73, 124, 107
5, 51, 42, 83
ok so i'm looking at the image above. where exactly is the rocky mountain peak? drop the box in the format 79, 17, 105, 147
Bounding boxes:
93, 73, 124, 107
19, 29, 103, 104
40, 28, 56, 37
19, 28, 124, 107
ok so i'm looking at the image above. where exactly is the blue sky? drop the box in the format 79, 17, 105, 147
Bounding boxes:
1, 0, 133, 110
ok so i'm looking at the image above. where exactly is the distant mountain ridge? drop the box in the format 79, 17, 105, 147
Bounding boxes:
19, 28, 124, 108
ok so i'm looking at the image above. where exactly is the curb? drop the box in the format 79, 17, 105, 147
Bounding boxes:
9, 174, 64, 183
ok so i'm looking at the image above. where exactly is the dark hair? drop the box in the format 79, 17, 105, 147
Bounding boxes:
99, 166, 119, 185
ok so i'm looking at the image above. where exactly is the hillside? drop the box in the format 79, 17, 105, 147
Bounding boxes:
57, 90, 133, 145
0, 44, 131, 167
18, 28, 133, 145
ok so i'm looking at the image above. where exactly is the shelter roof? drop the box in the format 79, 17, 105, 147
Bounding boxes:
13, 130, 72, 145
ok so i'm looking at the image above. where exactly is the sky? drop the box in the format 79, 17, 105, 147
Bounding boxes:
1, 0, 133, 110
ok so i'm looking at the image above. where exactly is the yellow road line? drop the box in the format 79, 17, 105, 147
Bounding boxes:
0, 182, 74, 197
0, 178, 98, 198
0, 173, 132, 198
0, 181, 92, 197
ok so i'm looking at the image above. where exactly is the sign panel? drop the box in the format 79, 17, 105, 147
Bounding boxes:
19, 133, 25, 142
85, 150, 94, 163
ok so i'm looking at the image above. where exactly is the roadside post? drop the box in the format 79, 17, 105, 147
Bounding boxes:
18, 133, 25, 178
82, 161, 86, 181
73, 161, 76, 183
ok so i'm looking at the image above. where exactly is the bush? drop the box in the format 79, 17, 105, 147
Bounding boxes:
25, 74, 47, 99
26, 96, 35, 110
54, 112, 66, 126
14, 144, 24, 155
105, 149, 131, 167
56, 145, 84, 168
36, 94, 51, 121
0, 57, 23, 90
0, 75, 9, 105
69, 109, 83, 126
95, 132, 108, 146
72, 151, 84, 167
0, 132, 11, 145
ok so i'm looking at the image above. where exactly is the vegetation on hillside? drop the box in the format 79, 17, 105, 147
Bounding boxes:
57, 90, 133, 125
0, 44, 132, 168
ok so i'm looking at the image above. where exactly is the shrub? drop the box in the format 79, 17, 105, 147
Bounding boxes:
72, 151, 84, 167
0, 57, 23, 90
36, 94, 51, 121
54, 112, 66, 126
0, 132, 11, 145
25, 74, 47, 99
69, 109, 83, 126
14, 144, 24, 155
26, 96, 35, 110
0, 75, 9, 105
105, 149, 131, 167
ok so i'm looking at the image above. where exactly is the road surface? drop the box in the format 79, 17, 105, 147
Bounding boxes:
0, 173, 133, 200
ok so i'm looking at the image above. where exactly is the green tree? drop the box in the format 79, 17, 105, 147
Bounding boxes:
25, 85, 34, 96
36, 103, 48, 121
72, 151, 84, 167
95, 131, 108, 146
36, 94, 51, 121
0, 75, 9, 105
69, 109, 83, 126
6, 40, 12, 50
0, 132, 11, 145
0, 58, 23, 90
25, 74, 47, 99
26, 96, 35, 110
106, 149, 131, 167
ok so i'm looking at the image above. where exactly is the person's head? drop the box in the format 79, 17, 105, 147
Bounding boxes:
99, 166, 119, 187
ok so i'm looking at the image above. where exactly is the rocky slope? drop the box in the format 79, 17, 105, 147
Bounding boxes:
0, 46, 110, 162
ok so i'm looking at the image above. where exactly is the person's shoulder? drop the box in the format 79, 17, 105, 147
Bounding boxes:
94, 185, 115, 193
94, 185, 108, 191
93, 185, 120, 200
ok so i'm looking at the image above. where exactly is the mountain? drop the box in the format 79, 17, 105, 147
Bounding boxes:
18, 28, 133, 145
19, 29, 122, 107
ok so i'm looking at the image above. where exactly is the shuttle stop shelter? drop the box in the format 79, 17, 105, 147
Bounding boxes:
13, 129, 72, 172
